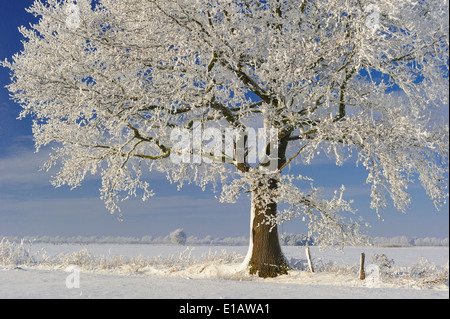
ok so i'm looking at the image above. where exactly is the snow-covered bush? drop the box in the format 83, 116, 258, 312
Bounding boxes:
371, 253, 395, 280
0, 238, 37, 266
170, 229, 187, 246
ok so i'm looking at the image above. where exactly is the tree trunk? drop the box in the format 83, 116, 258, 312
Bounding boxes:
239, 129, 291, 277
245, 178, 289, 278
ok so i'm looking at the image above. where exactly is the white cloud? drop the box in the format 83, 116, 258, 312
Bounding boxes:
0, 148, 53, 187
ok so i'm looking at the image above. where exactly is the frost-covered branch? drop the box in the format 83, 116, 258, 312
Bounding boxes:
1, 0, 448, 249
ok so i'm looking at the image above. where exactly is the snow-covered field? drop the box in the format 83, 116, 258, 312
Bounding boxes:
0, 240, 448, 299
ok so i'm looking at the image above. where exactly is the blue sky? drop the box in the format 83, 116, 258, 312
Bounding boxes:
0, 1, 448, 239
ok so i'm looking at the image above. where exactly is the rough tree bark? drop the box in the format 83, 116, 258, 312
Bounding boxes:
245, 133, 291, 278
248, 179, 289, 278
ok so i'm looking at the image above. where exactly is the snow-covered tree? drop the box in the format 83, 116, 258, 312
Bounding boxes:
2, 0, 448, 277
170, 229, 187, 246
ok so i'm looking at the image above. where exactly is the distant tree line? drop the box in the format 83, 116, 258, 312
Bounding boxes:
370, 236, 449, 247
2, 234, 448, 247
280, 233, 315, 246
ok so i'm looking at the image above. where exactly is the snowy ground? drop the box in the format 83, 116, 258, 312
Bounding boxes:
0, 243, 448, 299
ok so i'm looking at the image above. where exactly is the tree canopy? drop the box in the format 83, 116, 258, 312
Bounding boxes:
2, 0, 449, 251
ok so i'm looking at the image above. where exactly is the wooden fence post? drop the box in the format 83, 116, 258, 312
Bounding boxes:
359, 252, 366, 280
306, 246, 314, 273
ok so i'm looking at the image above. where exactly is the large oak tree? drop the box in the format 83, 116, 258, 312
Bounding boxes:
2, 0, 448, 277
